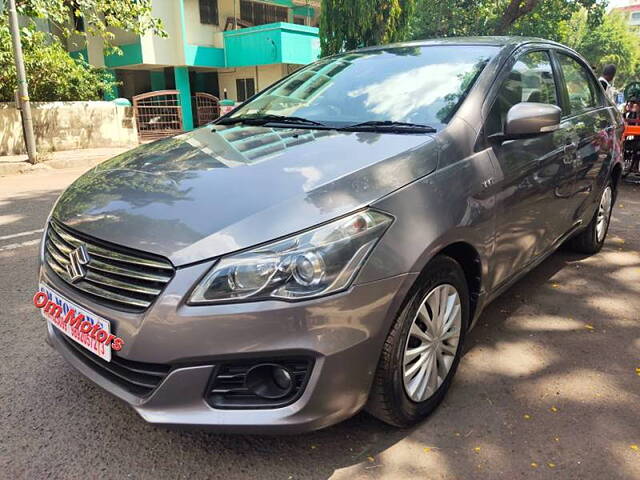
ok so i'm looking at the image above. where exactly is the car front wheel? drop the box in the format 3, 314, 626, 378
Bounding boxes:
366, 255, 469, 427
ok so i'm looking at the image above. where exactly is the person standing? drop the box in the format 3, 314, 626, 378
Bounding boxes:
598, 64, 617, 103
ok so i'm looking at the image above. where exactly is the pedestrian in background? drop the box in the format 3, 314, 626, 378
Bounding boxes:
599, 64, 617, 103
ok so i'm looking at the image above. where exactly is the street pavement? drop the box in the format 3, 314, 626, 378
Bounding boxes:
0, 147, 130, 176
1, 166, 639, 480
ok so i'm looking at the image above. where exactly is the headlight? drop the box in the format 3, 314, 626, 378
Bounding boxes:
189, 209, 393, 304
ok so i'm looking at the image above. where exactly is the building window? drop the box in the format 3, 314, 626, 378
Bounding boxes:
71, 11, 85, 32
293, 15, 307, 25
240, 0, 288, 26
236, 78, 256, 102
199, 0, 219, 25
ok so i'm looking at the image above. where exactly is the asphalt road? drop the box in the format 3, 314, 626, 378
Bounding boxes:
1, 167, 639, 480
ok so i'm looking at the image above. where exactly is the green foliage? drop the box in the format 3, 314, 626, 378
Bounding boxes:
0, 21, 117, 102
11, 0, 166, 49
0, 0, 166, 102
409, 0, 638, 86
320, 0, 416, 56
319, 0, 639, 88
409, 0, 606, 40
575, 12, 640, 83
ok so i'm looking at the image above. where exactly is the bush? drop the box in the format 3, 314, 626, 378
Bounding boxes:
0, 21, 118, 102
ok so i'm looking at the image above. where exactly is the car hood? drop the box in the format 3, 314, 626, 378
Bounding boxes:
53, 125, 438, 266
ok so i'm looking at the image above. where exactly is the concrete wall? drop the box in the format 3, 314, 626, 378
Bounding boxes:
184, 0, 226, 47
257, 63, 287, 90
140, 1, 184, 66
218, 64, 286, 101
0, 102, 138, 156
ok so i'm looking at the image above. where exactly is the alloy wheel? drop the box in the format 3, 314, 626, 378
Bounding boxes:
595, 186, 613, 243
402, 284, 462, 402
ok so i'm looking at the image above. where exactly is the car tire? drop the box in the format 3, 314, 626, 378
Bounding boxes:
622, 158, 631, 178
568, 181, 614, 254
366, 255, 469, 427
622, 140, 638, 178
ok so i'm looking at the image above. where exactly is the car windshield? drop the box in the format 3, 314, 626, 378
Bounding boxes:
228, 45, 499, 130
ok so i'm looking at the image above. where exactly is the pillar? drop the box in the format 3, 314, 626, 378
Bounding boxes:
103, 69, 118, 101
174, 67, 193, 131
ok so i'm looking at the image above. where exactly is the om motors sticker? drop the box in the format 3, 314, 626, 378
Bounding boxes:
34, 288, 124, 362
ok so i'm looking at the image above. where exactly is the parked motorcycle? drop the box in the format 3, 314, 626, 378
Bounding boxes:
622, 82, 640, 177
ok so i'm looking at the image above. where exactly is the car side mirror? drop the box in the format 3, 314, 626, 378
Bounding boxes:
503, 102, 562, 139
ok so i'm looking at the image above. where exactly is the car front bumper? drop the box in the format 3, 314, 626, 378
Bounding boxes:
42, 261, 416, 433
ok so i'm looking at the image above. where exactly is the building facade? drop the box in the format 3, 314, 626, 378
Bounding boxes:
612, 0, 640, 31
67, 0, 321, 131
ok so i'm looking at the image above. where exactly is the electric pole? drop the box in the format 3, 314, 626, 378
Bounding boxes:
7, 0, 38, 164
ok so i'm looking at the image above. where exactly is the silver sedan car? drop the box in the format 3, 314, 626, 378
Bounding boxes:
38, 37, 623, 433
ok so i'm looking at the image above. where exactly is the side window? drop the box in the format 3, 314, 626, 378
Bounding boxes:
236, 78, 256, 102
557, 54, 598, 115
486, 51, 558, 135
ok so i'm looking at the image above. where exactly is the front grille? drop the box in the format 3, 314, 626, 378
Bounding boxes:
207, 358, 313, 409
44, 220, 174, 312
56, 330, 170, 396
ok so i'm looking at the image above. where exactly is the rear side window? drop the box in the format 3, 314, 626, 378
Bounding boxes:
486, 50, 558, 135
557, 54, 599, 115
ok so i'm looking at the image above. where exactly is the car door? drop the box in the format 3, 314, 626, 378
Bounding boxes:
553, 51, 614, 224
483, 49, 574, 291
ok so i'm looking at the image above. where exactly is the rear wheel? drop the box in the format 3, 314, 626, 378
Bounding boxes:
622, 143, 634, 177
622, 138, 640, 177
366, 255, 469, 427
568, 182, 613, 254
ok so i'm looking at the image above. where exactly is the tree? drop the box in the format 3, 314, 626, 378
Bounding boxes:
13, 0, 165, 50
320, 0, 416, 56
576, 11, 640, 84
0, 0, 166, 102
410, 0, 606, 41
0, 20, 117, 102
409, 0, 640, 83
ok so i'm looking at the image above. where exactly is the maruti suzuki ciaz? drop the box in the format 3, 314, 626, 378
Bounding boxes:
38, 37, 623, 433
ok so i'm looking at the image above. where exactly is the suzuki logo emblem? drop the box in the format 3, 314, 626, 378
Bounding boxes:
66, 245, 90, 283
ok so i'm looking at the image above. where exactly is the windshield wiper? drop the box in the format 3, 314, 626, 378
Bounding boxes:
339, 120, 436, 133
216, 114, 328, 127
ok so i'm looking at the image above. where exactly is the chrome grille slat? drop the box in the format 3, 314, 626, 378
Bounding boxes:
44, 221, 174, 312
49, 222, 173, 270
45, 252, 152, 308
88, 258, 173, 283
45, 250, 68, 274
49, 230, 172, 282
48, 228, 74, 255
83, 271, 161, 296
71, 281, 152, 308
46, 242, 70, 267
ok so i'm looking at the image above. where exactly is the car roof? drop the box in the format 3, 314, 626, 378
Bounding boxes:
355, 36, 564, 53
